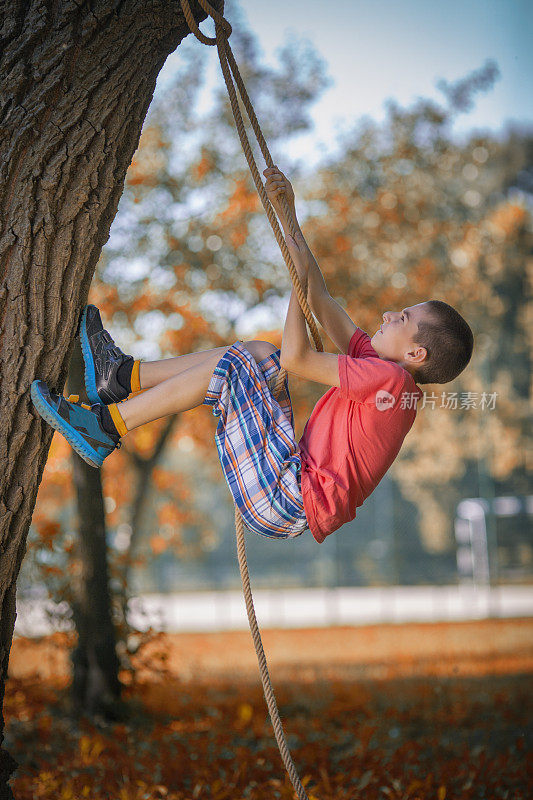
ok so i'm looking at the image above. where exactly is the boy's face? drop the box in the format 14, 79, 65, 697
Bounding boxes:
370, 302, 432, 372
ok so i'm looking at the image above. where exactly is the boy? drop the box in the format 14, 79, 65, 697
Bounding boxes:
31, 168, 474, 543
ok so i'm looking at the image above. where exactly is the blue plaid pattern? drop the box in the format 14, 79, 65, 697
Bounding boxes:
204, 342, 308, 540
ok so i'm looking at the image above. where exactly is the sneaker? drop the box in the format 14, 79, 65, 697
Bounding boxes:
31, 380, 121, 468
79, 304, 134, 405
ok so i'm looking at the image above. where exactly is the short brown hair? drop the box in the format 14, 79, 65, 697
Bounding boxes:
412, 300, 474, 384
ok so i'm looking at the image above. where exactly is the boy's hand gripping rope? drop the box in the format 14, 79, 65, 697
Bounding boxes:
179, 2, 324, 798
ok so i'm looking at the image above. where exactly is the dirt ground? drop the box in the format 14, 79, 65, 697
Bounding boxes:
5, 618, 533, 800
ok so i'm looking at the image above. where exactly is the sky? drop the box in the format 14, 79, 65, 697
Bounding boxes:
165, 0, 532, 165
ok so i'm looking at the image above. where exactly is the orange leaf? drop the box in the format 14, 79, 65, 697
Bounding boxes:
150, 535, 167, 555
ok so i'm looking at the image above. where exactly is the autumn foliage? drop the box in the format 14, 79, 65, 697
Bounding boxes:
15, 16, 531, 800
6, 619, 532, 799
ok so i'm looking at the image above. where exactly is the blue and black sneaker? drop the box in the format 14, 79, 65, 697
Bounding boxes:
79, 304, 135, 405
30, 380, 121, 468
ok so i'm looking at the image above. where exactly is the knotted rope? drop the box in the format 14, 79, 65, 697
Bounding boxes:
179, 3, 325, 798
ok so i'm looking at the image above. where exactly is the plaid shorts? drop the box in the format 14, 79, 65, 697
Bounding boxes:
203, 342, 308, 539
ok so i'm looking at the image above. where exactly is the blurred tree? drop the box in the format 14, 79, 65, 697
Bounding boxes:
67, 343, 121, 719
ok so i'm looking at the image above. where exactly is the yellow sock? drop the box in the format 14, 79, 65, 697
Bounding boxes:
108, 402, 128, 438
130, 359, 141, 393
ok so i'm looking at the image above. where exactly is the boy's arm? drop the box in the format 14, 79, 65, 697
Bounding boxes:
280, 235, 342, 388
264, 167, 357, 354
300, 239, 357, 354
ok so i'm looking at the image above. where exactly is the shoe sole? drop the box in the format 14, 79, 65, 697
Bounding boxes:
30, 381, 103, 468
79, 305, 101, 406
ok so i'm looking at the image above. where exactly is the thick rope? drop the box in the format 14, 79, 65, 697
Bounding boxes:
217, 32, 322, 350
179, 3, 326, 798
234, 509, 310, 800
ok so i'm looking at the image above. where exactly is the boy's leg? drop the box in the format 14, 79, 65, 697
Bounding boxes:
118, 340, 278, 431
119, 349, 226, 430
138, 341, 277, 390
29, 339, 278, 470
139, 347, 227, 390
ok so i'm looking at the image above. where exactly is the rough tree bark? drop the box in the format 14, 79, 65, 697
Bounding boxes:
0, 1, 223, 794
67, 342, 121, 719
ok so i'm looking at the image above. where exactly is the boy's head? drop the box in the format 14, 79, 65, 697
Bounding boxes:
370, 300, 474, 384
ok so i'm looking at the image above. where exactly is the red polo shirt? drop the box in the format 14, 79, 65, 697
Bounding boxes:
299, 328, 423, 543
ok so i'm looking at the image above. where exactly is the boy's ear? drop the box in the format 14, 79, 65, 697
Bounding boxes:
404, 344, 427, 366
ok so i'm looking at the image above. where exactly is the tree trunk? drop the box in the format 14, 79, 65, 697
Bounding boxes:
0, 1, 223, 793
67, 342, 121, 719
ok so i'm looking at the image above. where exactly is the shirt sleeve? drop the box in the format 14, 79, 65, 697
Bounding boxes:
347, 327, 379, 359
338, 355, 407, 405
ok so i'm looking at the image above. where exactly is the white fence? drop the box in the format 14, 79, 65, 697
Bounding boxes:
15, 584, 533, 636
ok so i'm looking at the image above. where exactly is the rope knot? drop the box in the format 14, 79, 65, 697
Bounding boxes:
180, 0, 232, 45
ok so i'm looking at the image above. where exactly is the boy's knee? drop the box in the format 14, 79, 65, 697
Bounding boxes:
243, 340, 277, 363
